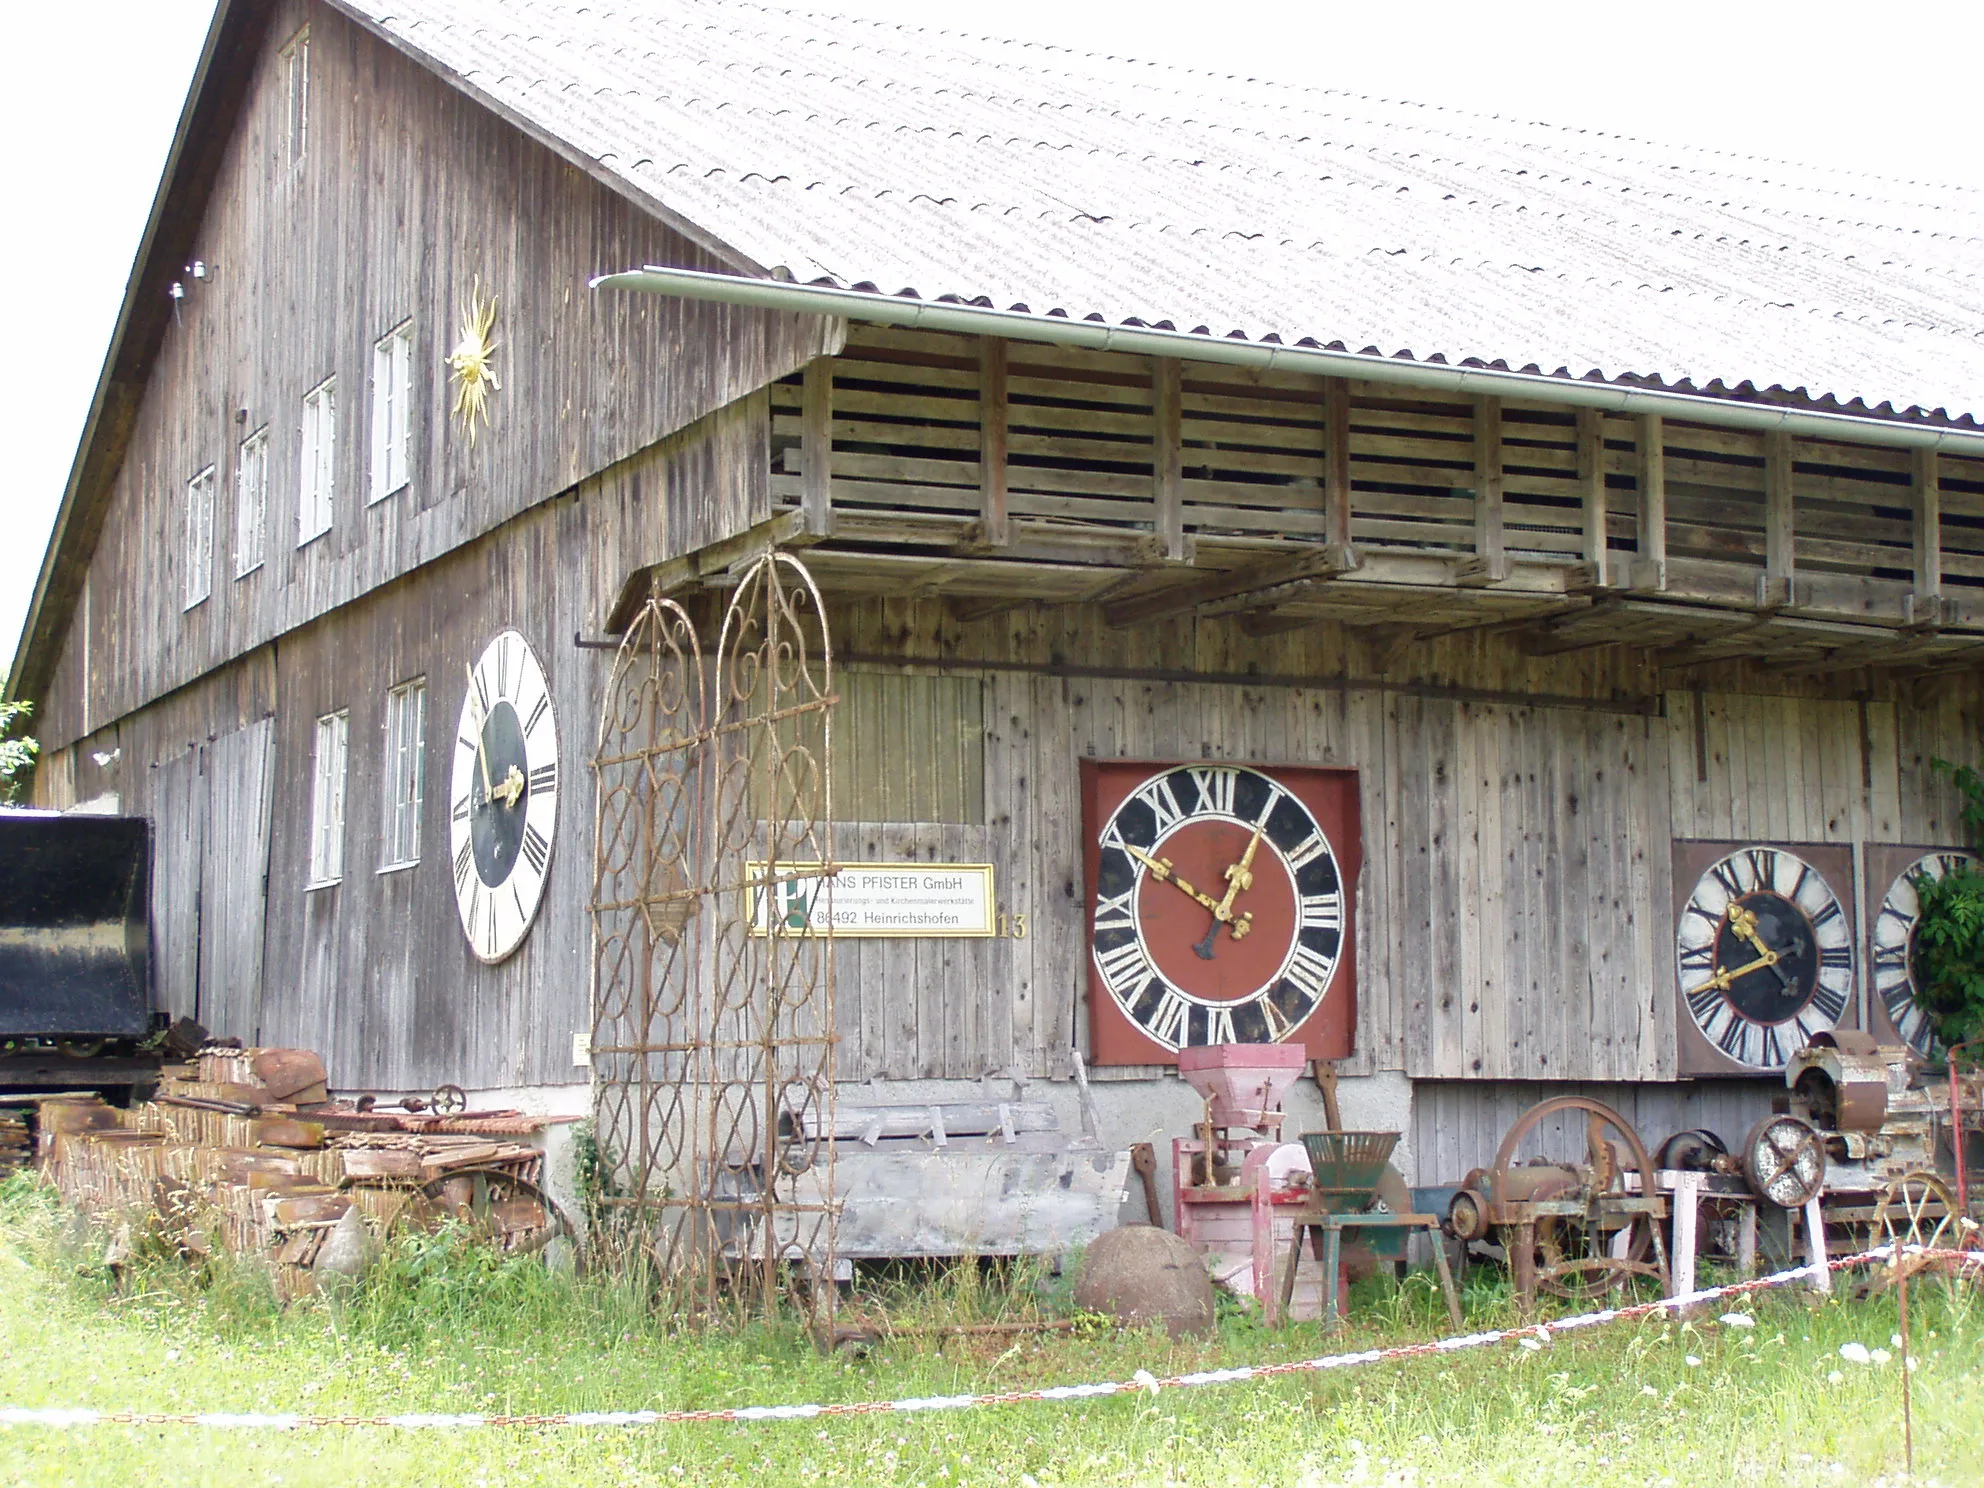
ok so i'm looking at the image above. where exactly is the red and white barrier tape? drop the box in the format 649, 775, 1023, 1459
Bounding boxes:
2, 1245, 1975, 1431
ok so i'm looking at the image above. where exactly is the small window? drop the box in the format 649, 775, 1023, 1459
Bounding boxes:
370, 320, 414, 502
381, 678, 426, 868
308, 709, 349, 887
183, 465, 215, 610
280, 28, 309, 171
235, 426, 268, 577
299, 376, 336, 545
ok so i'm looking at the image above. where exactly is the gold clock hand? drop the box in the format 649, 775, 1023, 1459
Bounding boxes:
1124, 844, 1228, 920
1214, 820, 1266, 925
1727, 904, 1794, 988
465, 664, 494, 801
493, 764, 526, 809
1701, 947, 1782, 994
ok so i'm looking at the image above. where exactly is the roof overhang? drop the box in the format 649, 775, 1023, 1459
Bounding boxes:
595, 265, 1984, 458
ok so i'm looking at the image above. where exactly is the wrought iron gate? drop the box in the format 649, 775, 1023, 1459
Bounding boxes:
590, 552, 837, 1322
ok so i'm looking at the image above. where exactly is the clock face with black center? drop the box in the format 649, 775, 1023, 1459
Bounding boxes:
1088, 763, 1351, 1054
449, 629, 559, 963
1871, 849, 1977, 1057
1675, 845, 1852, 1071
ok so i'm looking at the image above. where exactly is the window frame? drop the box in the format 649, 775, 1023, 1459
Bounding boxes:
308, 709, 349, 889
235, 424, 268, 578
279, 27, 309, 173
379, 677, 427, 871
298, 375, 336, 546
182, 464, 215, 611
369, 319, 414, 504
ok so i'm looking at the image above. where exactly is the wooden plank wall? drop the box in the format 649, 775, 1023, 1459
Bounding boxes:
39, 496, 1984, 1098
828, 599, 1664, 1085
826, 598, 1984, 1091
197, 717, 275, 1041
35, 0, 832, 754
37, 401, 767, 1093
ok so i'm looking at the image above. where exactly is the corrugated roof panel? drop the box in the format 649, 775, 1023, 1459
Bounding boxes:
342, 0, 1984, 421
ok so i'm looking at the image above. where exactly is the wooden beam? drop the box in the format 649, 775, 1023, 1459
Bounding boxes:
1456, 396, 1506, 586
1631, 414, 1666, 590
1762, 430, 1795, 608
978, 339, 1010, 547
1237, 607, 1327, 639
1152, 357, 1186, 563
949, 595, 1027, 624
1323, 376, 1354, 561
801, 358, 834, 538
1577, 408, 1609, 582
1911, 448, 1945, 628
1381, 599, 1596, 658
608, 511, 809, 626
1103, 545, 1360, 628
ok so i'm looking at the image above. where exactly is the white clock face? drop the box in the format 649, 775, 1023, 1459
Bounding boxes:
1676, 846, 1853, 1070
449, 628, 559, 963
1872, 851, 1976, 1057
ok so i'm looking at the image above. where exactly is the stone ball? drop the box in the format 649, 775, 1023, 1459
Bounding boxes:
1073, 1223, 1216, 1338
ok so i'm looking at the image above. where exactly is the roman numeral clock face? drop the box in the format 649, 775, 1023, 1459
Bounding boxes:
1087, 763, 1355, 1058
1675, 846, 1853, 1071
450, 628, 559, 964
1871, 850, 1977, 1056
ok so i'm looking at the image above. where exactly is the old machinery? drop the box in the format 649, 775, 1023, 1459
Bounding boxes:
1453, 1095, 1670, 1313
1170, 1043, 1317, 1312
1279, 1129, 1463, 1329
1785, 1032, 1945, 1196
1659, 1031, 1984, 1275
1740, 1114, 1828, 1208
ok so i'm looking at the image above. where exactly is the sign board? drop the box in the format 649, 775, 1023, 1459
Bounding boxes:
747, 862, 997, 938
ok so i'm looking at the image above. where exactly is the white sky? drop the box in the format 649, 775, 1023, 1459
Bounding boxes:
4, 0, 1982, 683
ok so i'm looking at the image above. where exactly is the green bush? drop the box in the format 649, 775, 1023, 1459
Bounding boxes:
1912, 759, 1984, 1053
0, 699, 38, 802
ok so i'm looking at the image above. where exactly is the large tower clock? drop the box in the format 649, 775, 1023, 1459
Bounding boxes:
1082, 761, 1360, 1064
1672, 841, 1856, 1075
450, 628, 559, 964
1866, 844, 1978, 1057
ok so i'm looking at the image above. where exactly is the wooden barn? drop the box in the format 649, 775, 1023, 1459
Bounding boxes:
12, 0, 1984, 1203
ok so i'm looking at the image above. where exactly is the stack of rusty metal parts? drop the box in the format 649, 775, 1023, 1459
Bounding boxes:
0, 1104, 31, 1177
36, 1045, 551, 1297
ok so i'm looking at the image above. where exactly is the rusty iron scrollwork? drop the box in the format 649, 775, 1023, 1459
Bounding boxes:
590, 553, 836, 1324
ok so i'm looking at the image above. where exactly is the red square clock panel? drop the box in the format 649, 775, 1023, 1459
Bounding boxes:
1082, 760, 1360, 1066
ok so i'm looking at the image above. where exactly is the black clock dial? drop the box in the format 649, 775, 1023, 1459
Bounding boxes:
1709, 891, 1816, 1025
1676, 847, 1852, 1070
470, 700, 529, 887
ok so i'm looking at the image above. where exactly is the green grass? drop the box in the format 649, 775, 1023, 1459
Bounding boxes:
1, 1173, 1979, 1487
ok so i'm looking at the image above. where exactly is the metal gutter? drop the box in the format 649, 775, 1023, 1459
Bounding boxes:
593, 265, 1984, 457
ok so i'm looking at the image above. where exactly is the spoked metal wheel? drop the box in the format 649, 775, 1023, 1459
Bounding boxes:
415, 1166, 584, 1271
1491, 1095, 1667, 1301
1740, 1115, 1827, 1209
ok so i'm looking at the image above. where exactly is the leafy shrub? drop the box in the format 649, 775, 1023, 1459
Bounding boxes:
1911, 760, 1984, 1053
0, 700, 38, 802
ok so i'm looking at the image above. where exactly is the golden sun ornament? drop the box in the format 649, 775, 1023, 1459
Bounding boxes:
446, 279, 501, 442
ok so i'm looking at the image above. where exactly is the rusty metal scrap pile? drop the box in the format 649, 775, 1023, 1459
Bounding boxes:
37, 1046, 548, 1296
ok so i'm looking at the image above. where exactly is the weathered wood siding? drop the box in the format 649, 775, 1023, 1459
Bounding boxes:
820, 599, 1980, 1089
36, 0, 832, 753
36, 402, 767, 1091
